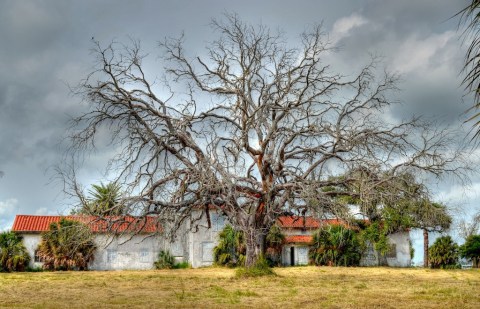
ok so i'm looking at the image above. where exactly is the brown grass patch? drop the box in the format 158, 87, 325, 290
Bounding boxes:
0, 267, 479, 308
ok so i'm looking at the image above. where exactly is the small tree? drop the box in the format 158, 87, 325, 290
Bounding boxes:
428, 236, 459, 269
309, 225, 361, 266
265, 224, 285, 266
213, 225, 246, 267
154, 250, 175, 269
36, 218, 96, 270
0, 231, 30, 272
460, 234, 480, 268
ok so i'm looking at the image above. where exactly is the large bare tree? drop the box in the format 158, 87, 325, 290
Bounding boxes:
67, 15, 469, 267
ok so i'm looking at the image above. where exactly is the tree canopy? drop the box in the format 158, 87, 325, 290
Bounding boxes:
460, 234, 480, 268
66, 14, 469, 266
75, 182, 125, 215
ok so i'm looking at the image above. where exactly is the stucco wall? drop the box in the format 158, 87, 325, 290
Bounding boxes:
187, 213, 225, 268
386, 231, 411, 267
22, 234, 43, 268
359, 231, 412, 267
282, 245, 310, 266
91, 234, 163, 270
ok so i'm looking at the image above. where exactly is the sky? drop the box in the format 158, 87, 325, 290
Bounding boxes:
0, 0, 477, 265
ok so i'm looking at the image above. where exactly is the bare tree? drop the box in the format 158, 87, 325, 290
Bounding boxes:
67, 14, 469, 267
458, 211, 480, 239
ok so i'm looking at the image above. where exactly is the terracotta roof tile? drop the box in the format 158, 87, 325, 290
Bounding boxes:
276, 216, 349, 229
12, 215, 161, 234
285, 235, 313, 244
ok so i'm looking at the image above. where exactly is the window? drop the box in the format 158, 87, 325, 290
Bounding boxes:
387, 244, 397, 258
212, 214, 226, 231
107, 250, 117, 263
171, 241, 183, 257
34, 250, 43, 263
202, 242, 214, 262
139, 249, 149, 263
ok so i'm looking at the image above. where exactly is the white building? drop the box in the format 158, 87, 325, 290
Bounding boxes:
12, 214, 411, 270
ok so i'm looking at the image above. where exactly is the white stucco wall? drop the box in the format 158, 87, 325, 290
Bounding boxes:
187, 213, 225, 268
22, 234, 43, 268
360, 231, 412, 267
282, 245, 310, 266
91, 234, 163, 270
386, 231, 411, 267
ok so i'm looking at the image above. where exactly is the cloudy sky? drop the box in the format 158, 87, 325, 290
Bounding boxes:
0, 0, 476, 264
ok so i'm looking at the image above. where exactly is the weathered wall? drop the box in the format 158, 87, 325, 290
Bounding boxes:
386, 231, 411, 267
22, 234, 42, 268
359, 231, 412, 267
91, 234, 163, 270
187, 213, 225, 268
282, 245, 310, 266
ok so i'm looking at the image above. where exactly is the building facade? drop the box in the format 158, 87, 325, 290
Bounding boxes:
12, 214, 411, 270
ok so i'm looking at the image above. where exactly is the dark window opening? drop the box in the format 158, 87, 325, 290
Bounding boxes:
34, 250, 43, 263
290, 247, 295, 266
387, 244, 397, 258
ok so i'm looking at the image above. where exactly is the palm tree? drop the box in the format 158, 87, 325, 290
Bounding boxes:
459, 1, 480, 139
0, 231, 30, 272
213, 225, 246, 267
310, 225, 361, 267
265, 224, 285, 266
79, 182, 124, 215
36, 218, 96, 270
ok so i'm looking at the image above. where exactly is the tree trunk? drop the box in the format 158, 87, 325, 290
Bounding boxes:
423, 228, 429, 268
244, 229, 265, 268
473, 257, 479, 268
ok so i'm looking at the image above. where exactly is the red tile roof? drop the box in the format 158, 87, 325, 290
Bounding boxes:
285, 235, 313, 244
12, 215, 161, 234
276, 216, 346, 229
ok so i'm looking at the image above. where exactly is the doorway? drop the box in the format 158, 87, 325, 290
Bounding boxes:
290, 247, 295, 266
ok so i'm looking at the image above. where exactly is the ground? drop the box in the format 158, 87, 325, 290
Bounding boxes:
0, 267, 479, 308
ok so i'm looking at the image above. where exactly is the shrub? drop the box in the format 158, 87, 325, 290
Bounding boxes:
0, 231, 30, 272
235, 255, 276, 278
36, 218, 96, 271
154, 250, 175, 269
429, 236, 459, 269
173, 261, 191, 269
265, 224, 285, 267
309, 225, 361, 266
213, 225, 245, 267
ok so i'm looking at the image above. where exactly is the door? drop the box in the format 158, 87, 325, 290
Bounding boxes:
290, 247, 295, 266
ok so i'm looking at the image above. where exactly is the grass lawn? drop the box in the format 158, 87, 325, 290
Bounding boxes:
0, 266, 479, 308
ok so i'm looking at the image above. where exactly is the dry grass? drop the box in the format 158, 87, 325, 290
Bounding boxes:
0, 267, 479, 308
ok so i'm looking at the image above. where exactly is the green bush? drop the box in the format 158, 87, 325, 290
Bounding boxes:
36, 218, 96, 271
213, 225, 245, 267
154, 250, 175, 269
309, 225, 361, 266
429, 236, 459, 269
265, 224, 285, 267
235, 255, 276, 278
173, 261, 191, 269
0, 231, 30, 272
